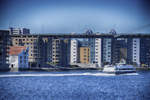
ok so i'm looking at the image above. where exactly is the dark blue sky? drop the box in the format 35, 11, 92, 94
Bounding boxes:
0, 0, 150, 33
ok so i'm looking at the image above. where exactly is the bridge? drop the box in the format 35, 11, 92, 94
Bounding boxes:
11, 33, 150, 38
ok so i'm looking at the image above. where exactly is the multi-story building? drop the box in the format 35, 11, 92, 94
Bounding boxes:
140, 38, 150, 67
79, 47, 90, 64
0, 30, 10, 70
86, 29, 95, 63
51, 39, 62, 65
89, 38, 95, 63
9, 27, 30, 35
8, 33, 150, 68
102, 38, 112, 64
112, 38, 127, 64
95, 38, 102, 67
48, 38, 69, 66
70, 39, 78, 64
11, 35, 44, 67
126, 38, 141, 66
132, 38, 140, 66
64, 39, 71, 65
9, 46, 29, 68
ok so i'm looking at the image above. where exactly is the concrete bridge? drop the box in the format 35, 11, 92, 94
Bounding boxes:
11, 33, 150, 38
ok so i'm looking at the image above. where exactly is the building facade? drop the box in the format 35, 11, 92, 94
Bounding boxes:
132, 38, 140, 66
95, 38, 102, 67
70, 39, 78, 64
48, 38, 69, 66
9, 33, 150, 67
9, 46, 29, 68
79, 47, 90, 64
140, 38, 150, 67
11, 35, 44, 67
102, 38, 112, 64
89, 38, 95, 63
0, 30, 10, 70
9, 28, 30, 35
112, 38, 128, 64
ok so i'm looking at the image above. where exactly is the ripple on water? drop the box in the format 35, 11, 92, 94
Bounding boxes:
0, 71, 150, 100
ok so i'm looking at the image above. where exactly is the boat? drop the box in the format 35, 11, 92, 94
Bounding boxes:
103, 65, 115, 73
103, 64, 136, 74
115, 64, 136, 74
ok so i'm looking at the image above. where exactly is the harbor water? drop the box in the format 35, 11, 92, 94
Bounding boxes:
0, 70, 150, 100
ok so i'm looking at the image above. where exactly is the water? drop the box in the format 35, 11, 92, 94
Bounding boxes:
0, 71, 150, 100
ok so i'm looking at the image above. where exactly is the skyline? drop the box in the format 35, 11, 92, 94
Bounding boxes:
0, 0, 150, 33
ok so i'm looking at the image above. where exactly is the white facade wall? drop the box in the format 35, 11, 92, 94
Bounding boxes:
9, 55, 19, 68
9, 28, 30, 34
103, 38, 112, 63
95, 38, 102, 67
132, 38, 140, 65
70, 39, 78, 64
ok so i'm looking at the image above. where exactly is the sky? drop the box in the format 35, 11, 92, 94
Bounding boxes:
0, 0, 150, 33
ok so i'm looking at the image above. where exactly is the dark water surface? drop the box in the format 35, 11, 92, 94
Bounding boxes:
0, 71, 150, 100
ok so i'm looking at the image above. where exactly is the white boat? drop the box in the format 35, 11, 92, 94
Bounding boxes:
103, 65, 115, 73
115, 64, 136, 74
103, 64, 136, 74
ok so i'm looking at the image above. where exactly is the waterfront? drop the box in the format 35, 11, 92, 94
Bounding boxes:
0, 71, 150, 100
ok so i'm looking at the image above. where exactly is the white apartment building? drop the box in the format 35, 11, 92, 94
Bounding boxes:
9, 27, 30, 35
70, 39, 78, 64
95, 38, 102, 67
132, 38, 140, 66
103, 38, 112, 63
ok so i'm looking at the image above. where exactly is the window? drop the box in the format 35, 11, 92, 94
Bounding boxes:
84, 58, 86, 60
134, 56, 136, 58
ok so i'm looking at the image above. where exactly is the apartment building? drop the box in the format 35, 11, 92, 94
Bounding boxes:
9, 46, 29, 68
88, 38, 95, 63
0, 30, 10, 70
70, 39, 78, 64
79, 47, 90, 64
112, 38, 128, 64
9, 27, 30, 35
11, 35, 44, 67
48, 38, 68, 66
95, 38, 102, 67
102, 38, 112, 64
140, 38, 150, 67
132, 38, 140, 66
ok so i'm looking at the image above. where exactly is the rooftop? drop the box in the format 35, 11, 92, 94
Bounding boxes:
9, 46, 26, 55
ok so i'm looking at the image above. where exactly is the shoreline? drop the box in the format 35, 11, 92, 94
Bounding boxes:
0, 67, 150, 72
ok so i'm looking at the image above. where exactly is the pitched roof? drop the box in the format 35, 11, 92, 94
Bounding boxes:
9, 46, 26, 55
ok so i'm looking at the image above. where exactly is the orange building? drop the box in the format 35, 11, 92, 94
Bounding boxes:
79, 47, 90, 64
